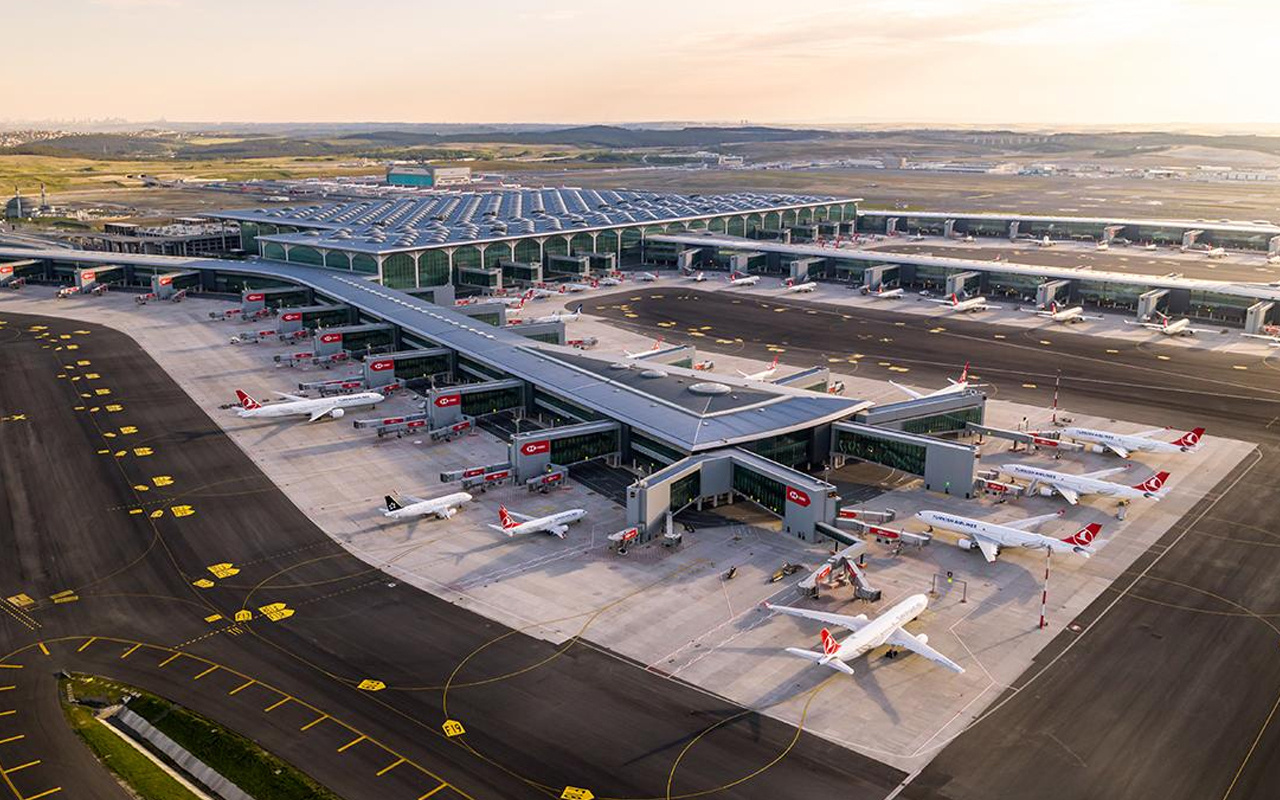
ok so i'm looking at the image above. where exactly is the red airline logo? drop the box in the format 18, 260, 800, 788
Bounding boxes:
382, 417, 406, 425
159, 275, 173, 286
520, 440, 551, 456
786, 487, 811, 507
434, 393, 461, 408
406, 420, 426, 429
319, 333, 342, 344
485, 470, 510, 482
81, 270, 96, 283
281, 312, 302, 322
462, 467, 485, 478
451, 421, 472, 433
368, 359, 395, 372
245, 293, 265, 302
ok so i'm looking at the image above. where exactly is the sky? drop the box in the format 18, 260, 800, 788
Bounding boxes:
5, 0, 1278, 128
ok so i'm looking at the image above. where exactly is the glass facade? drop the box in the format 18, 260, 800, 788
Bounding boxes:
419, 249, 449, 286
670, 471, 701, 512
630, 433, 687, 466
456, 355, 505, 381
836, 430, 927, 475
287, 246, 323, 266
324, 250, 350, 270
383, 253, 416, 289
461, 386, 524, 417
533, 389, 599, 423
352, 254, 378, 275
484, 243, 513, 269
732, 465, 784, 516
901, 406, 983, 436
570, 232, 595, 256
262, 242, 285, 261
514, 238, 542, 264
551, 430, 619, 465
596, 230, 619, 258
390, 353, 451, 380
543, 237, 568, 261
621, 228, 643, 264
452, 246, 482, 273
749, 431, 810, 469
727, 217, 746, 237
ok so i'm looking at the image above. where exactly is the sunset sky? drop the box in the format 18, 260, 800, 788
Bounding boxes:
6, 0, 1276, 127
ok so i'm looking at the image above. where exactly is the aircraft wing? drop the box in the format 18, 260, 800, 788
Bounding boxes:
273, 391, 308, 401
889, 381, 923, 401
1052, 484, 1081, 505
784, 647, 855, 675
886, 629, 965, 673
1131, 428, 1166, 439
973, 535, 999, 563
307, 406, 339, 423
505, 510, 535, 522
1102, 442, 1131, 458
1081, 465, 1128, 480
546, 524, 568, 539
980, 303, 1003, 311
766, 603, 870, 633
1003, 511, 1064, 531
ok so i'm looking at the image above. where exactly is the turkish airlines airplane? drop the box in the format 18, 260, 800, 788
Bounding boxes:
527, 303, 583, 325
560, 279, 598, 293
737, 355, 779, 380
234, 389, 385, 422
1021, 301, 1103, 324
1206, 247, 1228, 259
1060, 426, 1204, 458
782, 278, 817, 293
891, 362, 975, 401
728, 272, 760, 287
635, 272, 658, 282
930, 293, 1001, 313
863, 285, 904, 300
1001, 463, 1170, 505
1124, 312, 1215, 337
688, 271, 707, 282
596, 275, 625, 286
765, 594, 964, 675
383, 491, 473, 521
1036, 235, 1060, 247
624, 335, 665, 358
490, 504, 586, 538
1243, 332, 1280, 347
916, 509, 1102, 562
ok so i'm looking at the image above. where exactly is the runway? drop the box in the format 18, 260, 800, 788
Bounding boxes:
587, 289, 1280, 799
0, 312, 902, 800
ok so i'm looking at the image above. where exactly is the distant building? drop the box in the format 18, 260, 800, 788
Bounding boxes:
77, 220, 239, 256
386, 165, 473, 188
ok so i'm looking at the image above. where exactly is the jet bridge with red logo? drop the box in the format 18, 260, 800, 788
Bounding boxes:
310, 323, 398, 358
361, 348, 453, 389
427, 379, 526, 429
510, 421, 621, 482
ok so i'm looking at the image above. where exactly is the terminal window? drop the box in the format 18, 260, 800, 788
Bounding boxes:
731, 465, 784, 516
836, 431, 927, 476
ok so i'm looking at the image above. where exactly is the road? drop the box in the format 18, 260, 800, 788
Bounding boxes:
586, 289, 1280, 800
0, 312, 902, 800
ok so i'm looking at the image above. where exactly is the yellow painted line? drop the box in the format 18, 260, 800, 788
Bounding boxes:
37, 643, 48, 657
193, 666, 218, 681
418, 785, 448, 800
120, 644, 141, 660
76, 638, 97, 653
1022, 383, 1038, 389
1233, 365, 1249, 370
2, 759, 40, 775
376, 757, 406, 776
228, 680, 255, 696
0, 734, 25, 744
1106, 349, 1119, 354
264, 697, 290, 713
0, 687, 14, 693
300, 714, 329, 731
158, 652, 183, 667
23, 788, 61, 800
0, 665, 21, 670
337, 734, 367, 753
0, 711, 14, 717
1157, 354, 1171, 361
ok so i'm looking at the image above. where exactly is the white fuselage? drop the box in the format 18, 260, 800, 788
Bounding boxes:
384, 492, 473, 520
949, 297, 990, 312
1206, 247, 1227, 259
832, 594, 929, 663
238, 392, 384, 420
529, 310, 581, 325
1046, 306, 1086, 322
868, 287, 904, 299
784, 282, 817, 293
1002, 463, 1149, 501
505, 508, 587, 536
917, 511, 1083, 558
1063, 427, 1185, 455
729, 276, 760, 286
1155, 318, 1191, 335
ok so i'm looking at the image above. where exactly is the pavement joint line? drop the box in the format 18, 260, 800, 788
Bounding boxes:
376, 757, 406, 776
227, 680, 255, 696
337, 734, 366, 753
263, 697, 290, 713
119, 644, 141, 659
300, 714, 328, 731
1, 761, 38, 776
417, 785, 448, 800
192, 666, 218, 681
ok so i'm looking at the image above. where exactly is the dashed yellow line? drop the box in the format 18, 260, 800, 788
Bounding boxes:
1, 760, 39, 775
228, 680, 255, 696
23, 788, 61, 800
36, 644, 48, 657
376, 757, 406, 776
157, 653, 183, 668
120, 644, 141, 660
76, 638, 97, 653
0, 734, 24, 745
0, 665, 20, 671
0, 711, 14, 718
263, 697, 290, 713
193, 666, 218, 681
0, 687, 13, 693
418, 785, 448, 800
337, 734, 367, 753
300, 714, 328, 731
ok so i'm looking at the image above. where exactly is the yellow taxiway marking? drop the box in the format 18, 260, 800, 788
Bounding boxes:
418, 786, 448, 800
3, 759, 40, 775
264, 697, 290, 713
158, 653, 183, 668
0, 711, 14, 718
1039, 339, 1052, 345
1157, 354, 1172, 361
1022, 383, 1038, 389
193, 666, 218, 681
337, 735, 367, 753
0, 734, 25, 744
300, 714, 329, 731
0, 664, 21, 670
561, 788, 595, 800
23, 788, 61, 800
36, 644, 48, 657
376, 757, 406, 777
204, 614, 223, 623
120, 644, 142, 659
1106, 349, 1119, 354
228, 679, 255, 696
76, 638, 97, 653
1233, 365, 1249, 370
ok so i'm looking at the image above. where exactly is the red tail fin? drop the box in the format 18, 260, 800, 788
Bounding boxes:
820, 628, 839, 656
1173, 427, 1204, 448
1134, 471, 1170, 493
1062, 522, 1102, 547
769, 355, 779, 368
235, 389, 261, 410
950, 293, 959, 304
959, 361, 970, 383
498, 505, 517, 529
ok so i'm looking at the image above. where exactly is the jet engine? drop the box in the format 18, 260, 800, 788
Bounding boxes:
330, 408, 346, 419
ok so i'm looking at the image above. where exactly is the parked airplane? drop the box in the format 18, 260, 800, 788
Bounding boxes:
891, 362, 974, 401
765, 594, 964, 675
688, 271, 707, 282
635, 272, 658, 282
383, 491, 473, 520
1243, 332, 1280, 347
527, 303, 584, 325
1206, 247, 1228, 259
862, 285, 904, 299
1125, 312, 1216, 337
737, 355, 780, 380
1143, 242, 1159, 251
561, 279, 598, 293
490, 504, 586, 538
1021, 301, 1103, 324
596, 275, 625, 286
782, 278, 818, 293
624, 335, 665, 358
1060, 426, 1204, 458
931, 293, 1001, 313
1036, 235, 1059, 247
1095, 240, 1110, 251
234, 388, 385, 422
728, 272, 760, 287
1000, 463, 1170, 505
916, 510, 1102, 562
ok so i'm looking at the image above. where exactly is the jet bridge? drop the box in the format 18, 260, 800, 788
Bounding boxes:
510, 420, 621, 481
427, 379, 526, 428
944, 271, 981, 297
311, 323, 398, 357
241, 286, 312, 314
361, 348, 452, 388
276, 304, 354, 335
1035, 279, 1070, 307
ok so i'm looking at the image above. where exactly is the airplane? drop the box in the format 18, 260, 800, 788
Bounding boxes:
782, 278, 817, 293
1059, 426, 1204, 458
1095, 240, 1110, 251
1021, 301, 1103, 324
1268, 254, 1280, 266
1124, 312, 1216, 337
1243, 332, 1280, 347
916, 509, 1102, 562
737, 355, 779, 380
383, 491, 473, 521
1143, 242, 1159, 251
526, 303, 584, 325
728, 272, 760, 287
1000, 463, 1170, 505
930, 293, 1001, 313
457, 289, 534, 309
560, 279, 598, 293
596, 275, 625, 286
624, 335, 665, 358
1206, 247, 1228, 259
765, 594, 964, 676
635, 272, 658, 282
688, 271, 707, 282
234, 388, 385, 422
890, 362, 974, 401
862, 285, 904, 300
489, 504, 586, 539
1036, 235, 1065, 247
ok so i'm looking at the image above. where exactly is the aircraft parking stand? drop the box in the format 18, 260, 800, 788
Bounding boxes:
2, 286, 1254, 775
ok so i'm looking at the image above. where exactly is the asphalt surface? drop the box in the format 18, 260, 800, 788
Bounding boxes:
587, 289, 1280, 800
0, 312, 904, 800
